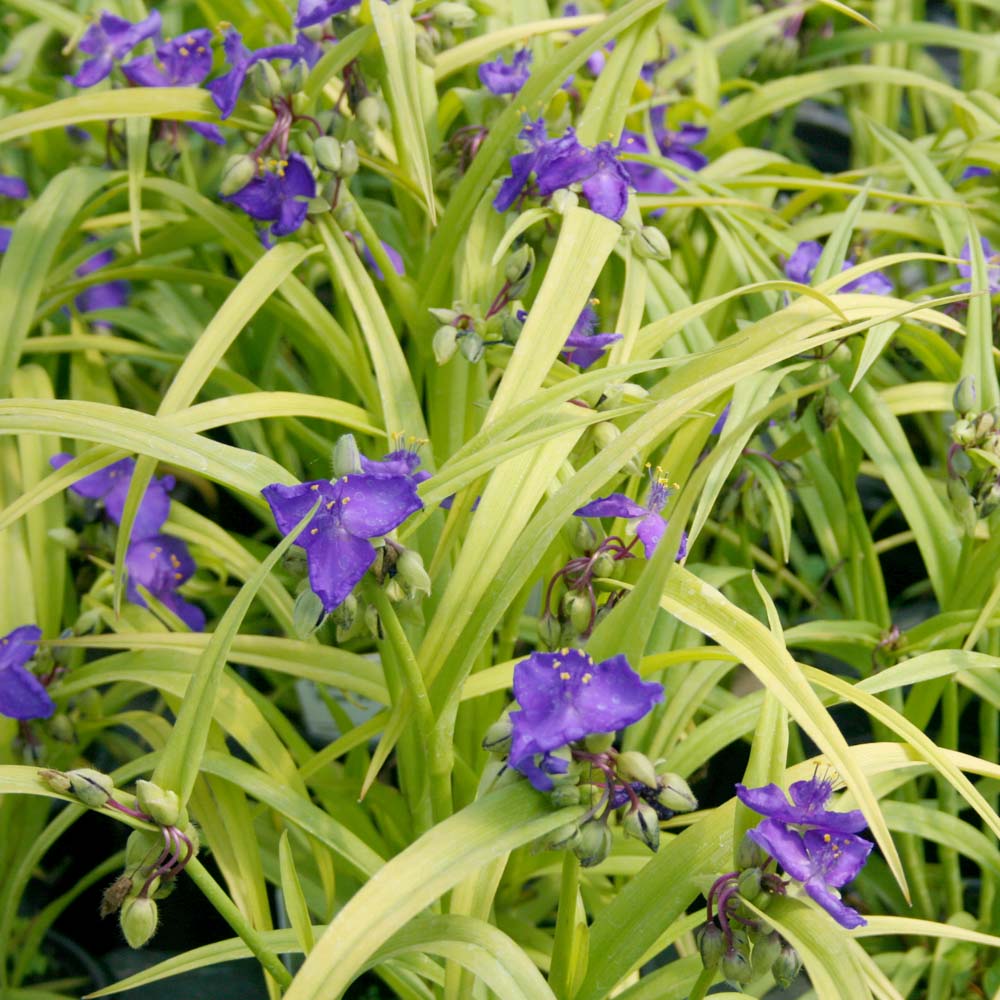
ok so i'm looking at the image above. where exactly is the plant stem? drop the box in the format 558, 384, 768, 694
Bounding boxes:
687, 965, 716, 1000
549, 852, 582, 999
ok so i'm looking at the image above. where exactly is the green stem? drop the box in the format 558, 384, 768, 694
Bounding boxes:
549, 852, 582, 999
939, 683, 964, 915
687, 965, 716, 1000
185, 857, 292, 990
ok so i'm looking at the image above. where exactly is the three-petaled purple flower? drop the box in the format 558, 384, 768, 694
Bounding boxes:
960, 166, 991, 182
561, 303, 622, 369
122, 30, 224, 144
126, 535, 206, 631
785, 240, 892, 295
69, 9, 162, 88
73, 246, 130, 327
954, 236, 1000, 294
262, 473, 423, 611
736, 777, 867, 834
0, 626, 55, 721
494, 119, 631, 221
224, 154, 316, 241
748, 817, 872, 928
574, 470, 687, 559
0, 174, 29, 253
295, 0, 354, 28
618, 112, 707, 197
478, 50, 532, 95
509, 649, 663, 791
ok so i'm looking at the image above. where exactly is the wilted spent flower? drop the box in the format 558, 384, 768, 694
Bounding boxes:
622, 800, 660, 852
100, 875, 134, 918
120, 896, 159, 949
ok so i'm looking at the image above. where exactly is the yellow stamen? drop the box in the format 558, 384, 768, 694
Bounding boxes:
582, 672, 592, 684
559, 671, 571, 680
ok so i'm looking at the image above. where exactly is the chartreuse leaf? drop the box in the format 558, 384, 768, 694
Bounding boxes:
813, 183, 870, 282
0, 167, 112, 394
151, 499, 319, 806
281, 785, 581, 1000
279, 830, 316, 956
960, 218, 1000, 410
125, 117, 149, 253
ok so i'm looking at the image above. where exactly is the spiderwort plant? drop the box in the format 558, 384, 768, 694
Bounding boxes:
67, 9, 162, 88
0, 626, 55, 721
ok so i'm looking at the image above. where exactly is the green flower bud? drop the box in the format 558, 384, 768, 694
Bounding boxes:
500, 309, 524, 344
355, 95, 381, 131
428, 307, 461, 325
364, 603, 381, 639
591, 551, 616, 578
818, 393, 839, 431
433, 1, 477, 28
550, 784, 582, 807
735, 830, 767, 870
954, 376, 977, 414
333, 199, 357, 230
772, 943, 802, 989
293, 588, 326, 639
384, 578, 406, 602
572, 518, 598, 553
545, 821, 582, 851
538, 614, 561, 650
251, 59, 282, 100
550, 188, 578, 214
67, 768, 115, 807
952, 418, 976, 446
459, 331, 485, 363
504, 244, 534, 287
149, 139, 177, 173
978, 411, 997, 439
565, 592, 593, 635
951, 447, 973, 477
47, 526, 79, 552
73, 607, 104, 635
482, 711, 513, 754
655, 771, 698, 812
120, 896, 159, 949
48, 713, 75, 743
573, 820, 612, 868
415, 29, 436, 67
283, 58, 308, 95
125, 828, 163, 872
750, 930, 783, 978
632, 225, 671, 261
622, 801, 660, 852
737, 866, 762, 902
433, 325, 460, 365
39, 769, 72, 794
219, 154, 256, 196
584, 731, 615, 753
340, 139, 359, 178
696, 922, 725, 970
332, 433, 363, 477
721, 946, 752, 986
314, 135, 342, 173
591, 421, 620, 453
396, 548, 432, 598
617, 751, 659, 790
135, 780, 180, 827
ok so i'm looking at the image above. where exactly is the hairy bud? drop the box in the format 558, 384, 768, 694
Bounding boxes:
721, 946, 752, 985
737, 866, 762, 902
696, 922, 725, 970
544, 821, 582, 851
67, 768, 115, 807
632, 225, 671, 261
135, 780, 180, 827
120, 896, 158, 949
751, 930, 783, 977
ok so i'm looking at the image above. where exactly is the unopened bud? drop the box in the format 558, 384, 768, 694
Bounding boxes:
293, 588, 326, 639
314, 136, 342, 173
591, 551, 616, 578
433, 1, 477, 27
721, 946, 752, 985
135, 780, 180, 827
339, 139, 359, 177
565, 592, 593, 634
538, 614, 561, 650
954, 376, 977, 414
622, 801, 660, 852
120, 896, 158, 949
284, 58, 308, 95
219, 154, 256, 196
592, 421, 620, 453
737, 866, 762, 902
482, 711, 513, 754
584, 731, 615, 753
632, 225, 671, 260
750, 930, 782, 977
952, 417, 976, 446
459, 331, 485, 363
818, 393, 839, 431
772, 943, 802, 988
39, 769, 72, 794
48, 713, 75, 742
573, 820, 612, 867
415, 29, 436, 67
364, 602, 381, 638
977, 411, 996, 439
332, 433, 362, 477
251, 58, 282, 100
384, 577, 406, 602
47, 526, 79, 552
67, 768, 114, 807
951, 447, 972, 477
655, 772, 698, 812
396, 548, 431, 597
428, 306, 461, 325
433, 325, 459, 364
696, 922, 725, 970
500, 310, 523, 344
504, 244, 534, 287
355, 95, 381, 131
550, 783, 581, 807
125, 829, 162, 872
550, 188, 578, 214
735, 830, 767, 869
617, 751, 658, 790
572, 518, 598, 553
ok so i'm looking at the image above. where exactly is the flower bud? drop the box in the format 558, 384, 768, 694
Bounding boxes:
313, 136, 342, 173
565, 592, 593, 635
332, 433, 362, 477
735, 830, 767, 869
737, 866, 762, 902
428, 306, 461, 325
396, 548, 432, 598
550, 783, 581, 807
500, 310, 523, 344
591, 421, 620, 453
721, 946, 752, 985
504, 244, 534, 287
384, 577, 406, 602
120, 896, 158, 949
125, 828, 162, 872
951, 447, 972, 477
284, 58, 308, 95
459, 331, 485, 363
818, 393, 839, 431
433, 1, 477, 28
632, 225, 671, 261
572, 518, 598, 553
135, 780, 180, 827
73, 607, 104, 635
39, 769, 72, 794
219, 154, 256, 196
544, 821, 582, 851
584, 731, 615, 753
655, 771, 698, 812
364, 602, 381, 638
482, 711, 513, 754
67, 768, 115, 807
48, 713, 75, 742
952, 417, 976, 446
47, 526, 79, 552
550, 188, 578, 214
750, 930, 783, 977
415, 29, 436, 67
954, 376, 977, 414
622, 801, 660, 852
591, 551, 616, 578
772, 943, 802, 988
617, 751, 658, 790
293, 588, 326, 639
573, 820, 612, 868
433, 325, 459, 364
251, 59, 282, 100
538, 613, 561, 650
696, 922, 725, 970
355, 95, 381, 131
340, 139, 360, 178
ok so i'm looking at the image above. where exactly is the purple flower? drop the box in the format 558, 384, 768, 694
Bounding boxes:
0, 175, 29, 200
748, 818, 872, 928
784, 240, 892, 294
478, 50, 532, 95
711, 403, 731, 436
69, 9, 162, 88
126, 535, 205, 631
509, 649, 663, 791
961, 166, 991, 182
0, 625, 54, 721
50, 454, 174, 539
296, 0, 354, 28
262, 474, 423, 611
561, 304, 621, 369
358, 237, 405, 280
224, 154, 316, 240
73, 246, 129, 326
360, 448, 427, 482
618, 115, 707, 196
574, 471, 687, 559
736, 777, 867, 834
0, 229, 11, 253
954, 236, 1000, 294
122, 30, 224, 144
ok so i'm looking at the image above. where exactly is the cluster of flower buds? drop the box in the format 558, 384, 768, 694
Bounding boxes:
40, 769, 198, 949
430, 245, 534, 364
947, 376, 1000, 527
